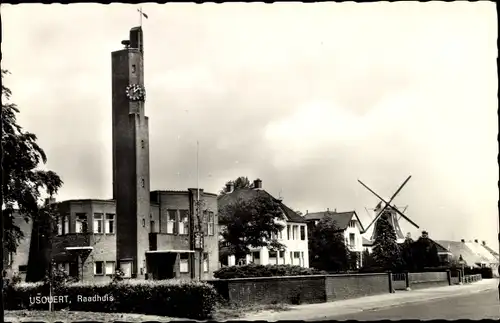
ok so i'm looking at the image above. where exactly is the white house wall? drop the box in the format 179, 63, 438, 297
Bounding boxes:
226, 222, 309, 268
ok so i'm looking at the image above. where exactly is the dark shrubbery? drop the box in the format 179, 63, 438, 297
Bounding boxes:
213, 264, 326, 279
4, 279, 218, 319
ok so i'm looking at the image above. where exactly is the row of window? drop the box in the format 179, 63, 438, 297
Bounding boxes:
57, 210, 216, 236
57, 213, 115, 235
165, 209, 215, 236
179, 253, 209, 273
248, 250, 305, 266
269, 224, 307, 241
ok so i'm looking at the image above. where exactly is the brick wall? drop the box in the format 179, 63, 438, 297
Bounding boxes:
207, 273, 391, 306
408, 272, 449, 290
325, 273, 390, 301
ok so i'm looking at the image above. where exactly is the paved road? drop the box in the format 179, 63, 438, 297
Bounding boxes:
329, 289, 500, 320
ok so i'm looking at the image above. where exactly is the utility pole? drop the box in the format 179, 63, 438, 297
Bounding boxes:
194, 141, 205, 281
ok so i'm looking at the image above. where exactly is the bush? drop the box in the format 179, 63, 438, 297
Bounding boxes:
213, 264, 326, 279
4, 279, 218, 319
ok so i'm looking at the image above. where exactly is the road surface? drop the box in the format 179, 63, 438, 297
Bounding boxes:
242, 279, 499, 321
330, 289, 500, 320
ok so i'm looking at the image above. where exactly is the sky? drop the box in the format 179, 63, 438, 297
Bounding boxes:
3, 2, 498, 248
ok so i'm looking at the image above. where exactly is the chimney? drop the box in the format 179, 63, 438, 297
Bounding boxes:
253, 178, 262, 189
421, 231, 428, 238
461, 239, 465, 243
44, 197, 56, 206
306, 210, 308, 214
225, 182, 234, 194
327, 208, 330, 212
334, 208, 337, 212
482, 241, 486, 246
474, 239, 478, 243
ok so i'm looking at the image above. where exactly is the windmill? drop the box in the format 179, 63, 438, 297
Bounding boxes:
358, 175, 419, 243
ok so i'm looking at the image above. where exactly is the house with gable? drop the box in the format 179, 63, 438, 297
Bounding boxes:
304, 209, 365, 267
218, 179, 309, 267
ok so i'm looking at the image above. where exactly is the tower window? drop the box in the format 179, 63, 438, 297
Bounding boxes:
131, 64, 136, 73
141, 140, 145, 148
141, 178, 145, 188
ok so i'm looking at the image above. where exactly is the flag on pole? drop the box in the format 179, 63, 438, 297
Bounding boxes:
138, 8, 148, 19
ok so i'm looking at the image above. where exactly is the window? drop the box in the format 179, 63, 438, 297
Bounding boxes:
278, 229, 283, 240
132, 64, 136, 73
293, 251, 300, 258
269, 251, 277, 265
150, 220, 156, 233
180, 253, 189, 273
290, 251, 293, 265
279, 250, 285, 264
18, 265, 27, 273
167, 210, 176, 234
105, 214, 115, 234
202, 210, 208, 235
63, 214, 69, 234
349, 220, 356, 228
208, 211, 215, 236
94, 261, 104, 275
252, 251, 260, 265
292, 225, 298, 240
93, 213, 103, 233
105, 262, 115, 275
59, 262, 70, 273
178, 210, 189, 235
7, 252, 13, 266
75, 213, 88, 233
287, 225, 291, 240
57, 216, 63, 235
349, 233, 355, 247
279, 250, 285, 259
120, 261, 132, 278
300, 226, 306, 240
203, 253, 209, 273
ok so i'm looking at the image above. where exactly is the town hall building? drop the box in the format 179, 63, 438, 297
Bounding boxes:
5, 26, 219, 282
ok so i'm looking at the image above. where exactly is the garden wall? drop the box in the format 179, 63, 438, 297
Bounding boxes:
206, 273, 391, 306
408, 271, 449, 290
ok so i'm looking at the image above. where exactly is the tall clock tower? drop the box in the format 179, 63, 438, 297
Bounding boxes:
111, 27, 150, 279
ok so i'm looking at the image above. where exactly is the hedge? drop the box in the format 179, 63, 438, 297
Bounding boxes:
213, 264, 326, 279
4, 279, 218, 319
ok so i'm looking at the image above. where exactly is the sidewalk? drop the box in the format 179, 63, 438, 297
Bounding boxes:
240, 279, 499, 321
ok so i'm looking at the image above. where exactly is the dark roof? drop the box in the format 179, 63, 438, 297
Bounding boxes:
304, 211, 365, 231
217, 188, 305, 223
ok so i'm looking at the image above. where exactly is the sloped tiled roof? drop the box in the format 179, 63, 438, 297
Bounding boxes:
465, 242, 498, 263
435, 240, 490, 266
483, 245, 500, 258
217, 188, 305, 223
303, 211, 365, 232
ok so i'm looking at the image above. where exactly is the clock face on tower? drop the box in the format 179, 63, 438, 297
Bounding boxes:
125, 84, 146, 102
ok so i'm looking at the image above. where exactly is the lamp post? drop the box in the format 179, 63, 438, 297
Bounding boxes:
458, 255, 465, 285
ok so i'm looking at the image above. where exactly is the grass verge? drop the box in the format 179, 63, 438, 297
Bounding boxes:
4, 310, 181, 322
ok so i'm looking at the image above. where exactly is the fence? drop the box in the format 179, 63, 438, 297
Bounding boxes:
463, 274, 482, 284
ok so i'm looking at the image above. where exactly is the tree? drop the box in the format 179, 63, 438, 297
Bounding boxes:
2, 69, 63, 264
401, 235, 415, 271
412, 231, 440, 270
218, 192, 286, 263
308, 217, 349, 272
361, 249, 376, 269
219, 176, 253, 196
371, 212, 402, 271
